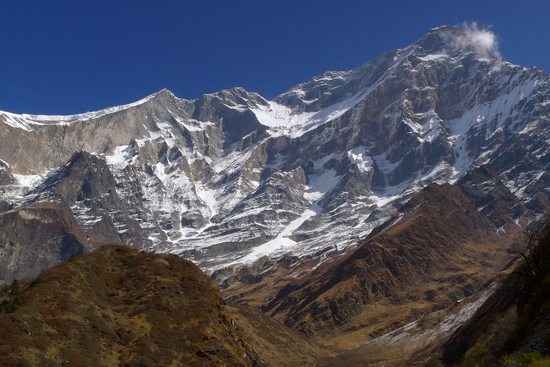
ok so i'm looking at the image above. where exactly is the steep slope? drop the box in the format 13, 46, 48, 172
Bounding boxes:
0, 25, 548, 278
0, 151, 146, 286
441, 221, 550, 366
28, 151, 151, 247
251, 182, 524, 342
0, 246, 331, 366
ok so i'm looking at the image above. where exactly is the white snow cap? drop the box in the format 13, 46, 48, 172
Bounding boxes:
451, 22, 501, 59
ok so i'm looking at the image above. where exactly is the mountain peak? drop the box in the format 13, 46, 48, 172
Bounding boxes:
148, 88, 177, 100
202, 86, 269, 109
0, 89, 179, 129
416, 23, 501, 60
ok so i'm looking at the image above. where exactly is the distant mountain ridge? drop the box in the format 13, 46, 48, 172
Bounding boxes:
0, 25, 548, 287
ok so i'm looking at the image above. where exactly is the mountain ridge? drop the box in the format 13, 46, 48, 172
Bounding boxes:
1, 25, 539, 131
0, 23, 548, 285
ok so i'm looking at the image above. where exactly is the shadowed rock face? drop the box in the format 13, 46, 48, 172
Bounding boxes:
0, 203, 87, 287
34, 151, 120, 205
29, 151, 146, 246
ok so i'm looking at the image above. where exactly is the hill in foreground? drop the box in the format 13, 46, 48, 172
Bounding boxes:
0, 245, 330, 366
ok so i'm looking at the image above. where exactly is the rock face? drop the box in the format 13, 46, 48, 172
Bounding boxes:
0, 203, 88, 287
0, 25, 549, 282
0, 160, 14, 186
0, 246, 330, 367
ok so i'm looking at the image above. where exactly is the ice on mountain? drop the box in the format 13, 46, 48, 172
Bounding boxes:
237, 203, 323, 264
304, 169, 341, 202
347, 146, 373, 173
418, 53, 448, 61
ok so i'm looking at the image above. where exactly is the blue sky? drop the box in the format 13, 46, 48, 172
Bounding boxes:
1, 0, 548, 114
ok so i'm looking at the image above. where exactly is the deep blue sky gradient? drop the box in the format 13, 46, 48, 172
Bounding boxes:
1, 0, 548, 114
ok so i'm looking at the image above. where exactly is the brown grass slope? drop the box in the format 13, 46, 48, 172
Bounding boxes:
0, 246, 330, 367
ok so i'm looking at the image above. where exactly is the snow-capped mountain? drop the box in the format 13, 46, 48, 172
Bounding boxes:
0, 25, 549, 283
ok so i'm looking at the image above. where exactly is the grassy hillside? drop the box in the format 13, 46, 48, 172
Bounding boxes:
0, 245, 331, 366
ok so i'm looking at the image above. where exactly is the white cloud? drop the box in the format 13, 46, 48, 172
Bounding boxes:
450, 22, 501, 60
